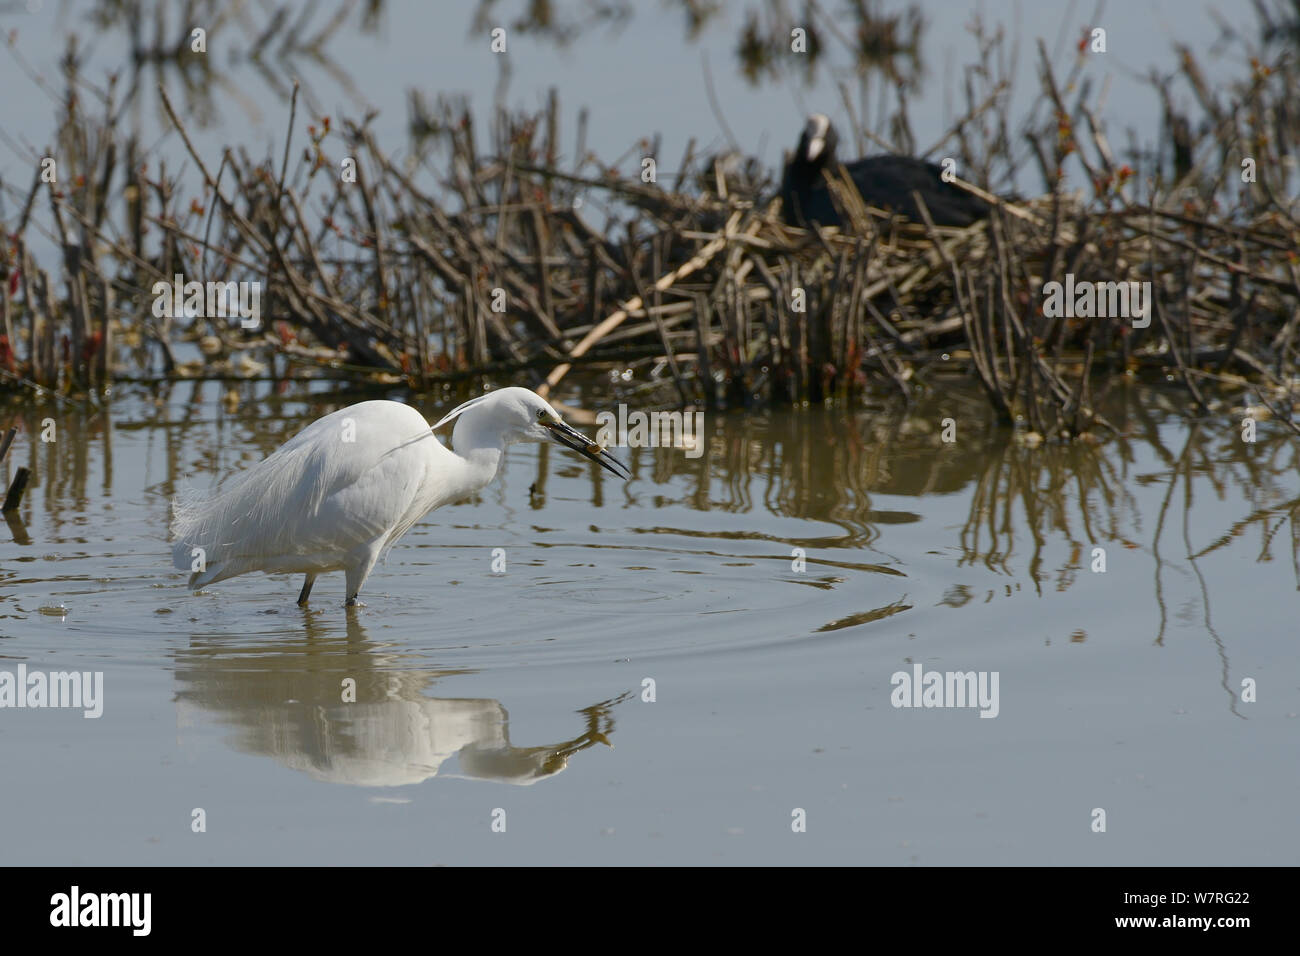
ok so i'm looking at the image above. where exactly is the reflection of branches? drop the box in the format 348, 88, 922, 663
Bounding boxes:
631, 384, 1298, 702
82, 0, 376, 130
236, 0, 371, 118
735, 0, 923, 91
470, 0, 633, 46
1292, 507, 1300, 591
467, 0, 926, 126
958, 435, 1144, 591
1177, 428, 1244, 718
1150, 435, 1179, 647
0, 399, 110, 540
115, 0, 238, 129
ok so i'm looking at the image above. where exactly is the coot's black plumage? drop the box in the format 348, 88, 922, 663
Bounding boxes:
780, 114, 991, 229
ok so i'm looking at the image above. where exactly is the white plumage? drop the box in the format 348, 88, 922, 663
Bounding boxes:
170, 387, 629, 607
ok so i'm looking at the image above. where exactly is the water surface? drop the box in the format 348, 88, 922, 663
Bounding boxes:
1, 382, 1296, 864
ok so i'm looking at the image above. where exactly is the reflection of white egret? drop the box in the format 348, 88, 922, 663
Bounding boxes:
173, 628, 625, 787
281, 697, 516, 787
170, 387, 629, 606
271, 698, 613, 788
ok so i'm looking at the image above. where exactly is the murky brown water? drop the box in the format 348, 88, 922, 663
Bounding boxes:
1, 380, 1296, 864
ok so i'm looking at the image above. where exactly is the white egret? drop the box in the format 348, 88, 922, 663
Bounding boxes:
170, 386, 629, 607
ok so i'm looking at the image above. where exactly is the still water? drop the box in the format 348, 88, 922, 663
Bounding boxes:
0, 381, 1296, 864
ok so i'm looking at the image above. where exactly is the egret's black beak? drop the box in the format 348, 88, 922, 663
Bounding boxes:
543, 420, 631, 480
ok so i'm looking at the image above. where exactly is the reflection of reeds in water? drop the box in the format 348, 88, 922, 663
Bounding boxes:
958, 435, 1141, 584
7, 382, 1300, 619
625, 394, 991, 550
0, 396, 108, 542
610, 382, 1295, 712
616, 385, 1300, 616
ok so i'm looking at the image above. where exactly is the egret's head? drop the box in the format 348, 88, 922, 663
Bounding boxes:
434, 387, 631, 480
797, 113, 837, 169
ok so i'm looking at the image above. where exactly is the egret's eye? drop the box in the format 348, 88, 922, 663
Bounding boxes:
537, 410, 547, 421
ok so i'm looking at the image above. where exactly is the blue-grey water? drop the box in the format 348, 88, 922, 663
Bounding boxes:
0, 0, 1255, 202
0, 381, 1296, 864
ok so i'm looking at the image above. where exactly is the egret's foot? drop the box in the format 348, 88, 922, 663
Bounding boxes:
345, 595, 366, 608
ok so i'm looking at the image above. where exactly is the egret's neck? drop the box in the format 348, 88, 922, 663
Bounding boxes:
445, 416, 507, 500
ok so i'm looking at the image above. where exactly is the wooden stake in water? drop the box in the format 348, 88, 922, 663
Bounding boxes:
3, 467, 29, 512
2, 420, 25, 511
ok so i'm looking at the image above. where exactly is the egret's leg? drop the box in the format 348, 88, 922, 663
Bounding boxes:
297, 573, 317, 607
344, 541, 384, 608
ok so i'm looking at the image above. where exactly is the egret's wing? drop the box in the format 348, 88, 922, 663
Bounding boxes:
171, 402, 438, 577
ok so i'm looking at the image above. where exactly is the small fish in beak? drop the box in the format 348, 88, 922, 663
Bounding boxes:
543, 419, 631, 480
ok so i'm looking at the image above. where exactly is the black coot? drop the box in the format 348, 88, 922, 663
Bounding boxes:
780, 114, 990, 229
